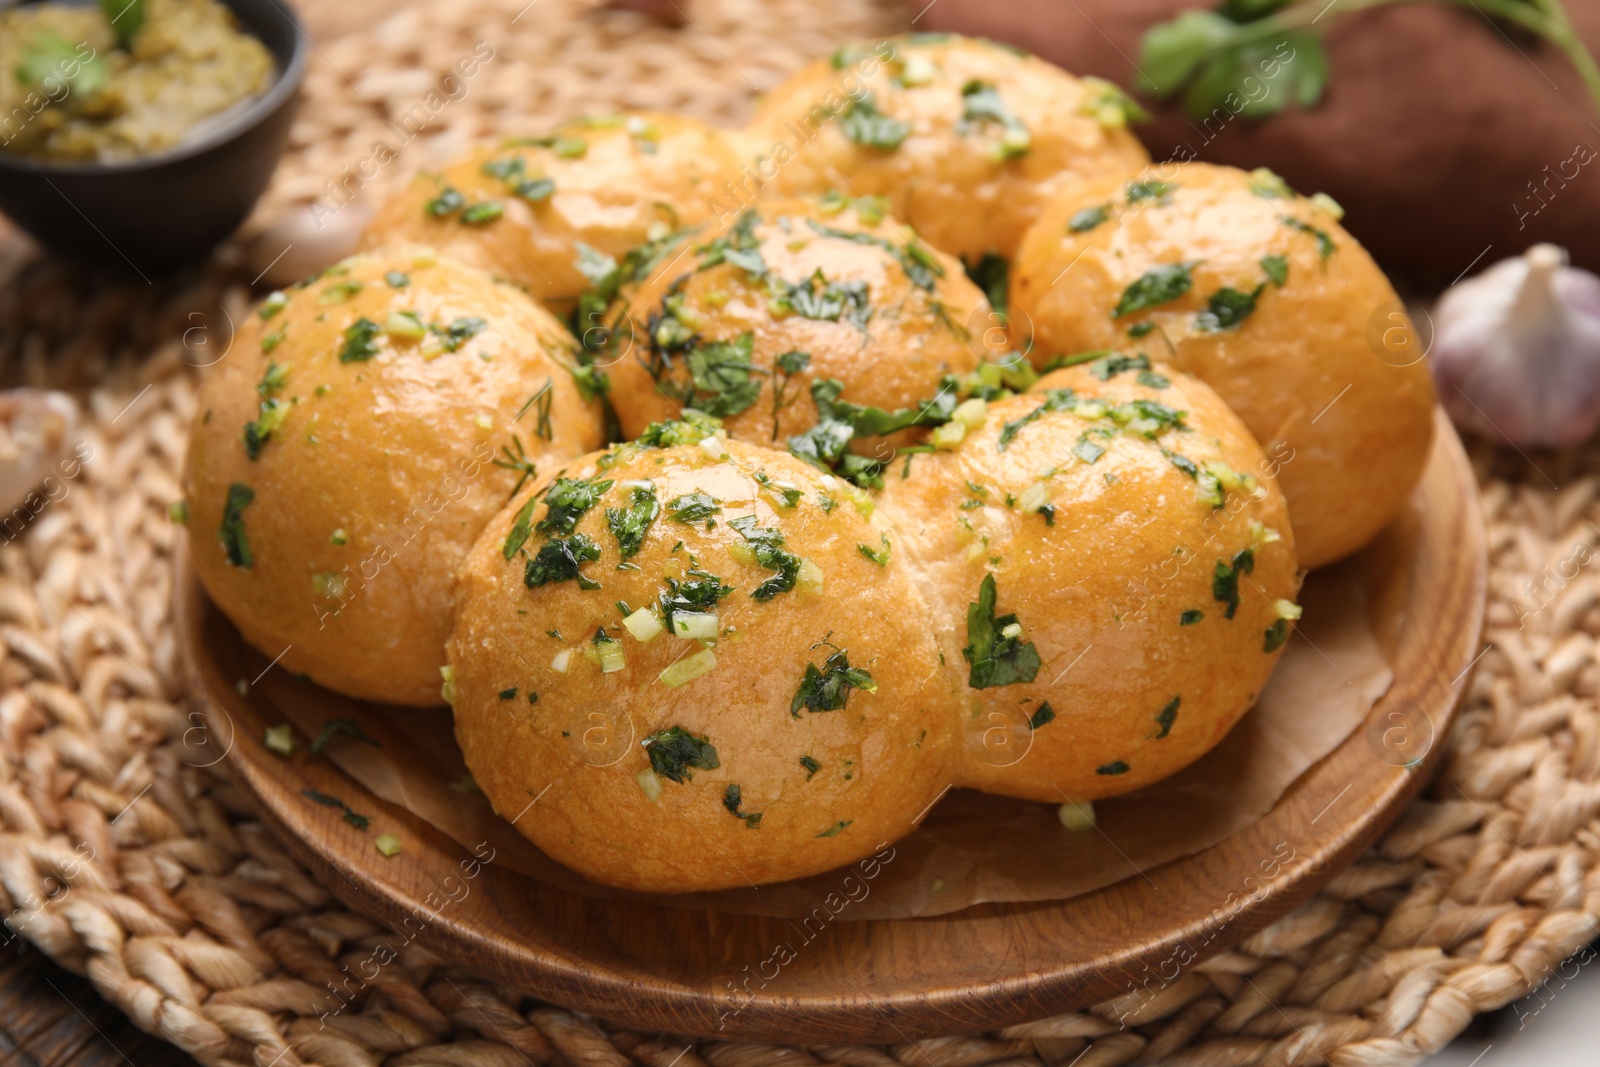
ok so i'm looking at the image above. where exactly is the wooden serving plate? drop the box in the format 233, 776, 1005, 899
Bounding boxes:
177, 411, 1486, 1043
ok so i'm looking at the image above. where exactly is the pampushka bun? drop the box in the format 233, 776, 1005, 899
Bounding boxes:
184, 249, 603, 705
448, 426, 959, 892
1009, 161, 1435, 567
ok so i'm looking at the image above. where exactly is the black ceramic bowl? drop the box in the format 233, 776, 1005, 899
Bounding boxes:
0, 0, 307, 275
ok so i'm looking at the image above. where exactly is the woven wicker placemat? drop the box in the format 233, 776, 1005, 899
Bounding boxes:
1, 1, 1596, 1065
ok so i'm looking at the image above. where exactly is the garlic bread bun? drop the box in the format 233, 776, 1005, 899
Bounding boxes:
362, 113, 740, 312
448, 427, 958, 893
875, 361, 1299, 802
602, 196, 983, 454
746, 34, 1149, 261
1010, 162, 1435, 568
183, 249, 603, 706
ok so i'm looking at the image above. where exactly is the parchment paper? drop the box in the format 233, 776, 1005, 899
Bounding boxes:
260, 537, 1399, 921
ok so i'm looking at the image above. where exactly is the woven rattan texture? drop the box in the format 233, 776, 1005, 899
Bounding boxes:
1, 1, 1597, 1064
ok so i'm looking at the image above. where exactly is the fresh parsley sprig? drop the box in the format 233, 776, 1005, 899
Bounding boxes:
1141, 0, 1600, 119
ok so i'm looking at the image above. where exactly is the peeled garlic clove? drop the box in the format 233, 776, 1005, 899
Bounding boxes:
1432, 243, 1600, 448
0, 390, 79, 515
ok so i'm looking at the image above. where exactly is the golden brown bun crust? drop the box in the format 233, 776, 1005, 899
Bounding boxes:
603, 196, 982, 452
876, 363, 1299, 802
1010, 162, 1435, 568
183, 249, 603, 706
747, 36, 1149, 260
362, 113, 740, 311
449, 438, 958, 893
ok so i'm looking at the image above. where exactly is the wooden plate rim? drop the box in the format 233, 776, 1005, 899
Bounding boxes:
177, 412, 1486, 1042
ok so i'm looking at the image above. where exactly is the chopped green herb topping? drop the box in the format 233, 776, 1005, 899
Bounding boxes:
800, 755, 821, 779
816, 820, 853, 838
804, 220, 943, 291
259, 291, 288, 319
1264, 619, 1290, 653
1029, 702, 1057, 729
1196, 285, 1264, 332
384, 271, 410, 288
686, 332, 763, 417
1125, 179, 1175, 204
858, 535, 890, 567
503, 496, 538, 559
1097, 761, 1130, 776
301, 788, 371, 829
667, 492, 722, 524
1153, 696, 1179, 739
1180, 609, 1204, 625
499, 687, 518, 700
792, 648, 877, 717
772, 270, 871, 330
524, 534, 602, 588
1260, 254, 1289, 287
642, 726, 719, 783
219, 483, 254, 568
840, 92, 911, 149
722, 784, 763, 828
425, 187, 466, 217
958, 80, 1031, 158
635, 411, 723, 448
538, 475, 615, 536
606, 484, 660, 558
320, 279, 363, 305
1284, 218, 1335, 260
1064, 204, 1111, 234
657, 568, 734, 628
339, 318, 382, 363
1113, 262, 1194, 318
310, 718, 379, 754
433, 316, 487, 353
461, 201, 505, 225
1212, 547, 1255, 619
964, 574, 1041, 688
729, 515, 802, 600
1089, 352, 1152, 381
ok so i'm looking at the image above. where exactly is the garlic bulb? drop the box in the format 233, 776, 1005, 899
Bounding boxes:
1432, 244, 1600, 448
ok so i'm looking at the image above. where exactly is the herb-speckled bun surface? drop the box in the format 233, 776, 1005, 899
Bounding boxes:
447, 428, 959, 892
183, 249, 603, 706
362, 113, 741, 313
876, 362, 1299, 802
745, 35, 1150, 261
1009, 162, 1435, 568
601, 196, 983, 454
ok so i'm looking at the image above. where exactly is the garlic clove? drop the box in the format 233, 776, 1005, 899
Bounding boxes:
0, 390, 80, 516
1432, 243, 1600, 449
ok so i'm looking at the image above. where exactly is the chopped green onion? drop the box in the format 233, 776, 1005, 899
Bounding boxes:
953, 397, 988, 429
671, 612, 720, 642
637, 768, 664, 802
659, 647, 717, 688
623, 608, 664, 642
385, 310, 427, 340
439, 666, 457, 706
1275, 599, 1303, 620
796, 557, 824, 595
375, 833, 403, 857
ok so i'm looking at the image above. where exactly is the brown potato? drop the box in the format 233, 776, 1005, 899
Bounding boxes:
448, 428, 958, 893
183, 249, 603, 706
601, 196, 983, 454
1010, 162, 1434, 568
745, 34, 1150, 261
362, 113, 741, 312
876, 361, 1298, 802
